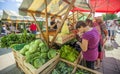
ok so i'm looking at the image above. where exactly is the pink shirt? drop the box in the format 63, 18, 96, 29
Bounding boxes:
82, 28, 100, 61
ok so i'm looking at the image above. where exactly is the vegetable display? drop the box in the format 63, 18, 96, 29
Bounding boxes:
10, 43, 26, 51
67, 41, 82, 52
51, 61, 73, 74
0, 30, 35, 48
51, 61, 91, 74
60, 45, 79, 62
20, 40, 57, 69
75, 69, 91, 74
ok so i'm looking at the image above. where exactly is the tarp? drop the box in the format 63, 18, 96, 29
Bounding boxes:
1, 10, 45, 22
1, 10, 23, 21
71, 0, 120, 13
19, 0, 69, 17
23, 16, 45, 21
68, 12, 83, 19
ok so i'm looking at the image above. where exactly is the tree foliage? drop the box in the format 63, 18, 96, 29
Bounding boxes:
103, 13, 117, 21
118, 18, 120, 25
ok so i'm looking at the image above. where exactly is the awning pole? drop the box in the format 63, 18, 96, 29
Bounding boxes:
87, 12, 92, 19
93, 12, 95, 18
45, 0, 49, 47
16, 21, 18, 31
31, 13, 47, 45
73, 11, 75, 23
50, 0, 76, 47
77, 11, 78, 20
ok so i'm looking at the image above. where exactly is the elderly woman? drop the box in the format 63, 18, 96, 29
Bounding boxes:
76, 21, 100, 69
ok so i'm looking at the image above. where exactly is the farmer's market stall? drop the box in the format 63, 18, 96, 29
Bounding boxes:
2, 0, 102, 74
1, 10, 24, 33
11, 39, 101, 74
1, 10, 45, 34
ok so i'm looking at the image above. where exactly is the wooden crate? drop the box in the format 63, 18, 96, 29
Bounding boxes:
49, 33, 75, 44
41, 52, 82, 74
12, 49, 27, 73
22, 54, 60, 74
46, 58, 101, 74
12, 49, 25, 66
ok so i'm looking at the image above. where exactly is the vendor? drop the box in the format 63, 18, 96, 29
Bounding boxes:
50, 16, 57, 29
76, 21, 100, 69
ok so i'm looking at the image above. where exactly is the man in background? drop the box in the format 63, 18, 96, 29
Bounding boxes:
50, 16, 57, 29
30, 22, 37, 34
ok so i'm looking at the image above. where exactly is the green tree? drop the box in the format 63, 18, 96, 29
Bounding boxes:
0, 21, 2, 34
103, 13, 117, 21
118, 18, 120, 25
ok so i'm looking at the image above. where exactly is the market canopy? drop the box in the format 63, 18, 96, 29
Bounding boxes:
70, 0, 120, 13
1, 10, 45, 22
1, 10, 23, 21
19, 0, 69, 17
23, 16, 45, 21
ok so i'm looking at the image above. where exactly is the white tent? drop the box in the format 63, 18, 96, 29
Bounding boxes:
19, 0, 69, 17
1, 10, 23, 21
1, 10, 45, 22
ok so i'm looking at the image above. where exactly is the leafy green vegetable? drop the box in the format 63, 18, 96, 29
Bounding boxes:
0, 31, 36, 48
38, 41, 48, 53
52, 69, 60, 74
33, 57, 46, 68
40, 53, 47, 59
29, 44, 39, 53
75, 69, 91, 74
51, 61, 73, 74
25, 51, 31, 57
18, 39, 58, 69
11, 43, 26, 51
35, 39, 42, 45
26, 52, 41, 63
60, 45, 78, 62
48, 49, 57, 59
33, 59, 43, 68
20, 46, 29, 55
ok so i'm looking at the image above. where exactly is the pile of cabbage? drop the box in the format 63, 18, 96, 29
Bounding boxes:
20, 40, 57, 68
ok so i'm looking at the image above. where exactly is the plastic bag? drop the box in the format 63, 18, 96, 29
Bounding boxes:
104, 39, 113, 50
61, 21, 69, 34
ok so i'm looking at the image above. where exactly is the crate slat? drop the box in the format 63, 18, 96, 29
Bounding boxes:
40, 58, 60, 74
77, 65, 102, 74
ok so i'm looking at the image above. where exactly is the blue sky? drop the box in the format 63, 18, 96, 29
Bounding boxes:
0, 0, 23, 15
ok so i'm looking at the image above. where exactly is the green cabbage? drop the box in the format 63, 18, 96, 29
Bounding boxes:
40, 53, 47, 59
33, 59, 42, 68
33, 58, 45, 69
20, 47, 28, 55
29, 44, 39, 53
25, 51, 31, 57
48, 49, 57, 59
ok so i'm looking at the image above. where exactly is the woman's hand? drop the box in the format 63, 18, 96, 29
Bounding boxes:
77, 32, 83, 38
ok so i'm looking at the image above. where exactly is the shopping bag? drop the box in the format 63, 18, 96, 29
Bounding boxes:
104, 39, 113, 50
